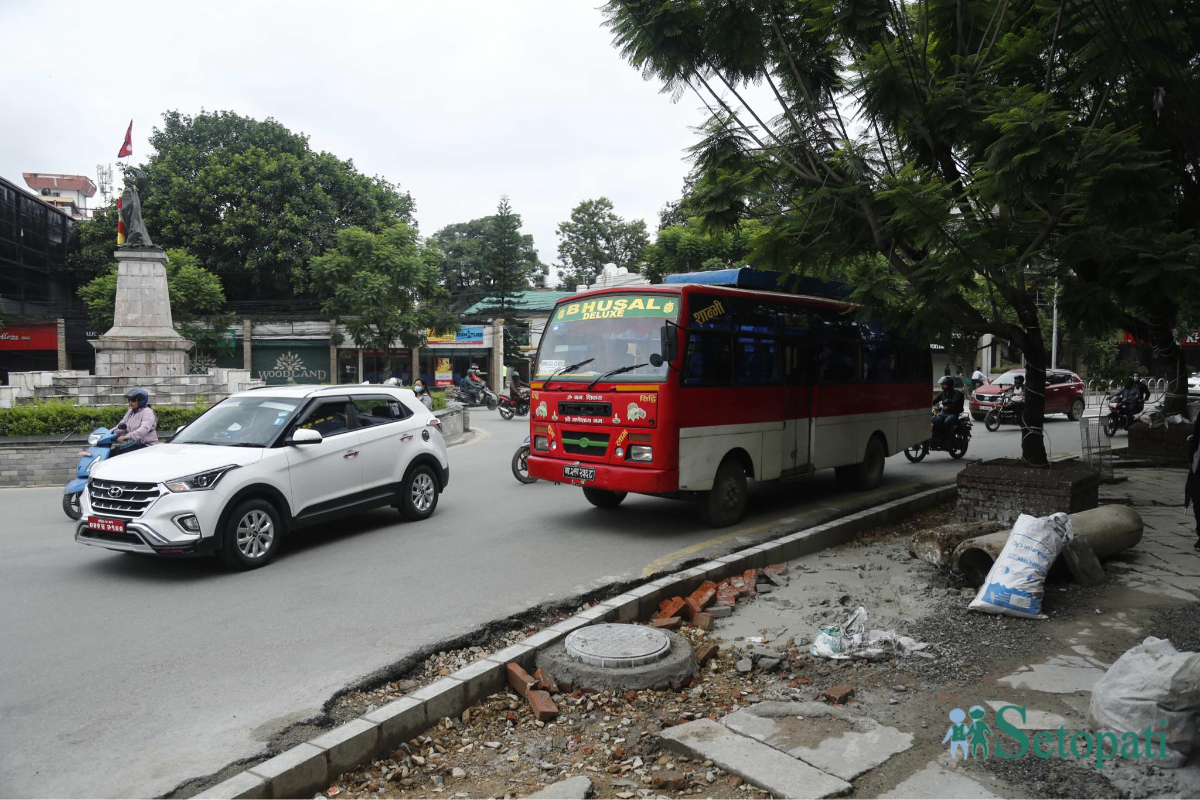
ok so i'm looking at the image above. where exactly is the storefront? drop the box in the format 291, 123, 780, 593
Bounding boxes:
337, 348, 413, 385
417, 325, 496, 389
249, 341, 332, 385
0, 321, 58, 383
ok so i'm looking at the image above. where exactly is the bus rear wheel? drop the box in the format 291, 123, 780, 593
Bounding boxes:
835, 435, 885, 490
583, 487, 626, 509
699, 458, 748, 528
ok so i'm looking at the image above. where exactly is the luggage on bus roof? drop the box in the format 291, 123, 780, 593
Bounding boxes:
662, 267, 851, 299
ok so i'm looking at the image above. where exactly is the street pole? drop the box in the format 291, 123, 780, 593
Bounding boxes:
1051, 279, 1059, 370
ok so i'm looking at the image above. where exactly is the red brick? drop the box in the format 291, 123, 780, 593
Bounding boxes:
651, 616, 682, 630
652, 771, 688, 791
763, 563, 788, 576
558, 681, 573, 693
527, 689, 559, 721
742, 569, 760, 595
683, 581, 718, 618
823, 684, 855, 704
506, 663, 537, 698
656, 596, 686, 619
625, 690, 639, 703
533, 668, 559, 693
691, 612, 713, 631
695, 643, 719, 665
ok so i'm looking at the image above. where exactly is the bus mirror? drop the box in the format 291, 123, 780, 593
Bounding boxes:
649, 353, 664, 368
659, 324, 678, 363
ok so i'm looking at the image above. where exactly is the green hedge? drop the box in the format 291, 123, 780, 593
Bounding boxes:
0, 400, 209, 437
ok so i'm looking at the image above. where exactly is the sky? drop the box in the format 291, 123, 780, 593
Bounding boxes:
0, 0, 731, 287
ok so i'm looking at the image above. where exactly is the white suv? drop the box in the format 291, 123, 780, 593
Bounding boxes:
75, 385, 450, 570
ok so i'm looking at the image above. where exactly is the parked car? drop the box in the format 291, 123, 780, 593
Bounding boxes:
969, 368, 1086, 422
1189, 370, 1200, 399
75, 385, 449, 570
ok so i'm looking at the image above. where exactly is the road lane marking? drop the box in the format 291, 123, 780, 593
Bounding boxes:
639, 480, 928, 577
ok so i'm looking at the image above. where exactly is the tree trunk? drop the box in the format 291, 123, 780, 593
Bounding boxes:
1011, 322, 1050, 466
1147, 313, 1189, 418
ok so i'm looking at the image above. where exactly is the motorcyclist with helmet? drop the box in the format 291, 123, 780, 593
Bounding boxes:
114, 387, 158, 454
932, 376, 964, 442
463, 364, 487, 405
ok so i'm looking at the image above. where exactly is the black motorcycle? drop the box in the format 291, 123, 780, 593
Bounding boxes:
452, 383, 499, 411
497, 388, 530, 421
1105, 399, 1136, 437
512, 436, 537, 484
984, 391, 1024, 432
905, 409, 972, 461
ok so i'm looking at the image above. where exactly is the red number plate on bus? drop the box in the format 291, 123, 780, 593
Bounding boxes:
88, 516, 126, 534
563, 465, 596, 482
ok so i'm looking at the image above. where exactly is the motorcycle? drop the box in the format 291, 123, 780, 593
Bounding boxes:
452, 382, 499, 411
984, 391, 1024, 432
512, 436, 537, 484
497, 387, 530, 421
63, 424, 124, 519
1105, 399, 1137, 437
904, 409, 972, 461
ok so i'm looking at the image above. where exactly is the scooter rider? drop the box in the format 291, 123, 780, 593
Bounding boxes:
1112, 376, 1144, 423
463, 364, 487, 404
1131, 370, 1150, 403
115, 387, 158, 454
933, 376, 963, 441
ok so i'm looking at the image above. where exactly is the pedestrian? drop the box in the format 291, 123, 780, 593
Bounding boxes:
1186, 412, 1200, 551
413, 379, 433, 410
971, 367, 986, 391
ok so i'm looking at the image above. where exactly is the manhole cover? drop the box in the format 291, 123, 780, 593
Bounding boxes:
564, 624, 672, 668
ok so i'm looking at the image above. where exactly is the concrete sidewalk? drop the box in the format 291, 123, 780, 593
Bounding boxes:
309, 469, 1200, 799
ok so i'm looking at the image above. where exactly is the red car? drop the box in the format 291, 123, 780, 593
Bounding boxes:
968, 368, 1086, 421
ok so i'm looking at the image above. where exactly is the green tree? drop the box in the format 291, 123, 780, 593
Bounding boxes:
432, 201, 547, 312
68, 201, 123, 282
138, 110, 415, 301
431, 217, 491, 309
78, 248, 226, 331
556, 198, 650, 289
644, 217, 761, 282
310, 225, 453, 377
602, 0, 1200, 462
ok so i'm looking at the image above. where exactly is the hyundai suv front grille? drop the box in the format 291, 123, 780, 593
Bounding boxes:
88, 479, 161, 520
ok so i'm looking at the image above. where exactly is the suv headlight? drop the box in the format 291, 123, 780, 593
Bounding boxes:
165, 465, 238, 492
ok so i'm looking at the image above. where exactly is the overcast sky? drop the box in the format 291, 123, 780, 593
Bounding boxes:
0, 0, 732, 286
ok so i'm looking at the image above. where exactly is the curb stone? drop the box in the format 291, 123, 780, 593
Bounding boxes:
199, 482, 954, 798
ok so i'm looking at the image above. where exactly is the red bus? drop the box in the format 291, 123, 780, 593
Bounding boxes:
526, 271, 932, 526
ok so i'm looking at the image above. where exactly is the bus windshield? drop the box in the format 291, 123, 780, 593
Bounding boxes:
536, 294, 680, 384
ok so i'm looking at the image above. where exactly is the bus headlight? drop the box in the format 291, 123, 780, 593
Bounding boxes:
628, 445, 653, 462
534, 436, 549, 452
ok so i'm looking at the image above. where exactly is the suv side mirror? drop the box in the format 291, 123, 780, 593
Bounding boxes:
290, 428, 323, 445
175, 425, 186, 434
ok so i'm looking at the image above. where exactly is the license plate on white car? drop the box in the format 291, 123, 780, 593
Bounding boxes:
563, 465, 596, 482
88, 516, 126, 533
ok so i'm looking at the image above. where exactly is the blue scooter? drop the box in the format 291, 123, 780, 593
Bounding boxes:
63, 424, 124, 520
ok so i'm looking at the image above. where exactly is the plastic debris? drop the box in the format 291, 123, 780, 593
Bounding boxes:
809, 606, 927, 661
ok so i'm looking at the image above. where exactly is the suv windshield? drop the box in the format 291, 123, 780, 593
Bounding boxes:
174, 396, 303, 446
535, 294, 679, 384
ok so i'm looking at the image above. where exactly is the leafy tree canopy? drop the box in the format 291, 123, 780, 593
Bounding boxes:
431, 198, 547, 312
644, 217, 762, 283
310, 225, 454, 361
603, 0, 1200, 458
133, 110, 415, 301
556, 197, 650, 289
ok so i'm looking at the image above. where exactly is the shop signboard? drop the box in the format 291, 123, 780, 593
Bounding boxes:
427, 325, 485, 346
435, 357, 453, 387
0, 322, 58, 351
251, 343, 330, 385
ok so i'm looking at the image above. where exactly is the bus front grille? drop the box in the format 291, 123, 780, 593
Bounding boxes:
560, 431, 611, 457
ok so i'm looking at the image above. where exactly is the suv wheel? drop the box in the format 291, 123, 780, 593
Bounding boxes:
401, 465, 440, 521
218, 499, 281, 571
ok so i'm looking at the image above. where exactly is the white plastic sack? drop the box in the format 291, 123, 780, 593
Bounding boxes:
968, 512, 1073, 619
1089, 637, 1200, 767
810, 606, 927, 661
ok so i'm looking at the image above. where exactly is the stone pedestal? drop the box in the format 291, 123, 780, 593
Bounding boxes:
1127, 422, 1194, 466
954, 459, 1099, 525
92, 248, 193, 378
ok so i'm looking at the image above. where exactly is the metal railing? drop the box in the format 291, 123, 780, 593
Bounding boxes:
1079, 416, 1115, 481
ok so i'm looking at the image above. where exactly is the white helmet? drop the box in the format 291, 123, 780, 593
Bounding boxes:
384, 377, 401, 386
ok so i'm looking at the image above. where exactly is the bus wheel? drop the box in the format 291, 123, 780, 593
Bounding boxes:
583, 487, 626, 509
699, 459, 748, 528
836, 435, 885, 490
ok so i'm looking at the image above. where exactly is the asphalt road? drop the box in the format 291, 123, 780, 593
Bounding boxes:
0, 412, 1093, 797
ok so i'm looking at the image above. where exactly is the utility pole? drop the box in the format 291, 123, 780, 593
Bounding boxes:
1051, 279, 1059, 370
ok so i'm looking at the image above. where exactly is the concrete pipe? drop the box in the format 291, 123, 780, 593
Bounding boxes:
953, 505, 1144, 585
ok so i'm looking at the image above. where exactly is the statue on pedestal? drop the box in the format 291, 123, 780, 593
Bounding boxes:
119, 167, 153, 248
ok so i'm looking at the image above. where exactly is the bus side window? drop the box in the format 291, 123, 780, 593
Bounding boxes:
862, 343, 896, 382
820, 341, 859, 383
784, 341, 812, 385
683, 332, 733, 387
735, 337, 780, 386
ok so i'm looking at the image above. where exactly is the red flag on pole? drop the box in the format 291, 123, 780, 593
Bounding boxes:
118, 120, 133, 158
